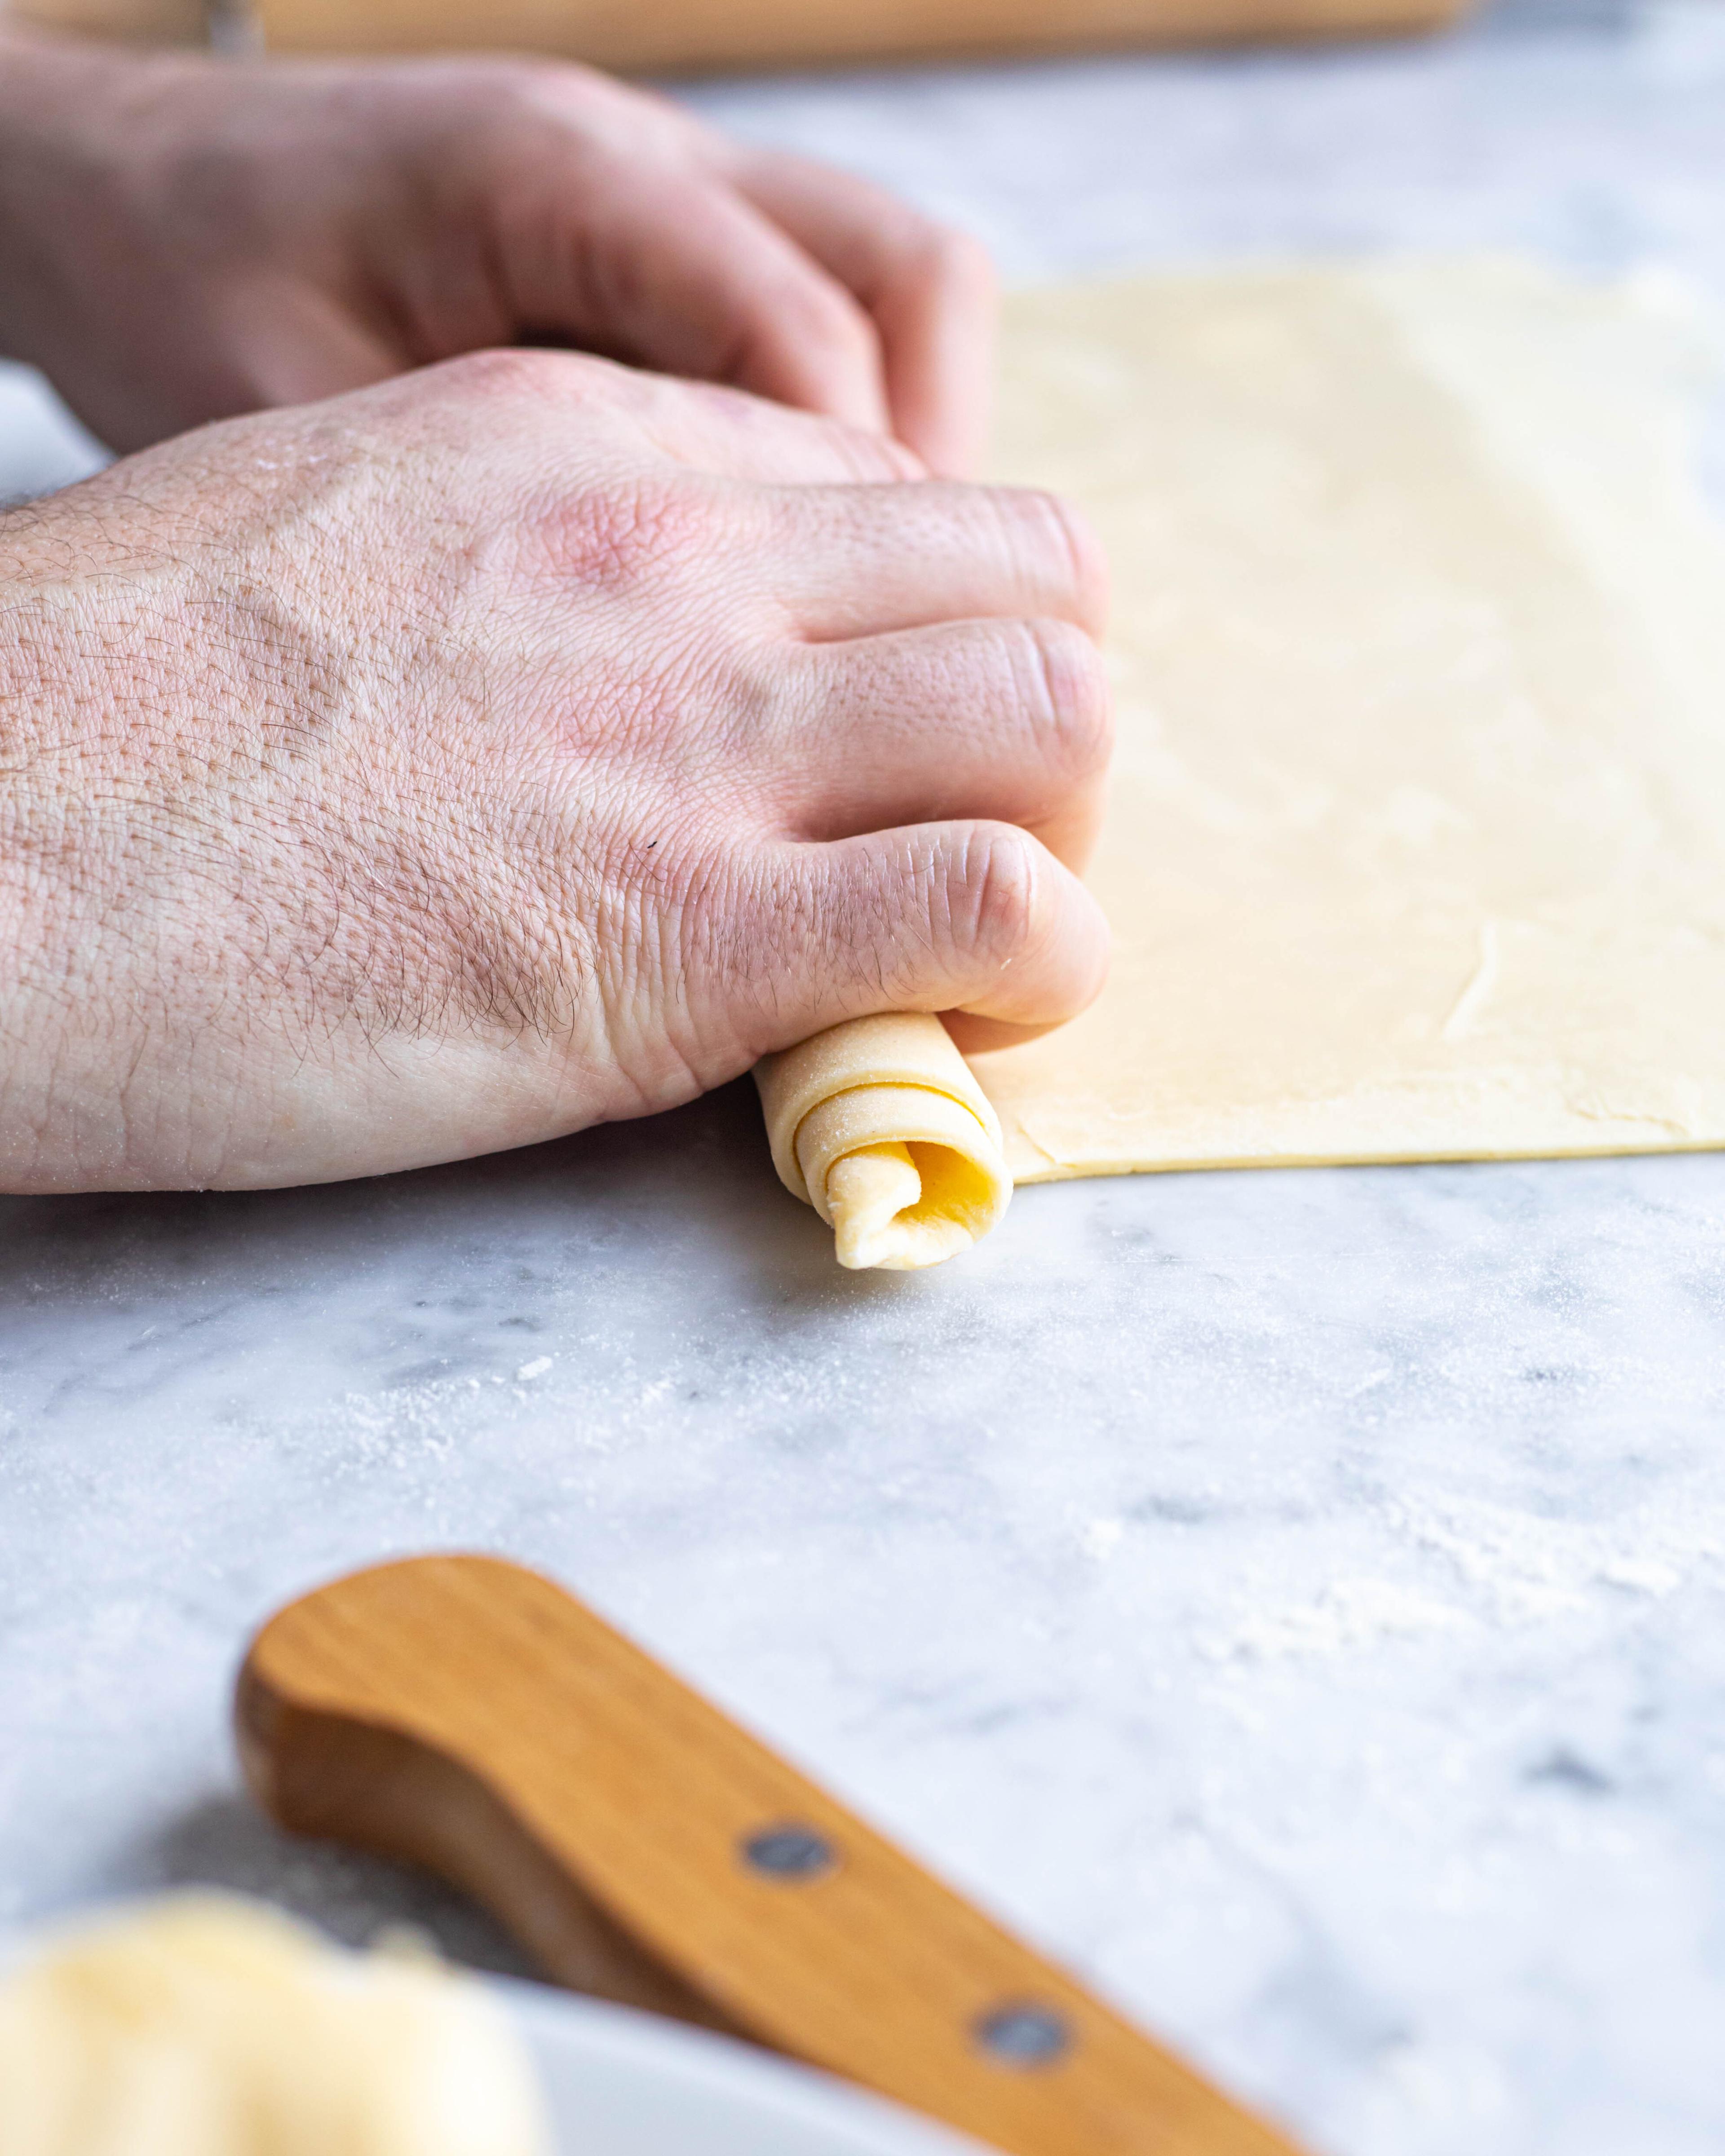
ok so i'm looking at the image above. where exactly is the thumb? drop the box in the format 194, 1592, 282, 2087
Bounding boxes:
732, 822, 1110, 1061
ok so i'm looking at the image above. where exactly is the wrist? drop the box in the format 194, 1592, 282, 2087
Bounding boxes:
0, 28, 206, 371
0, 505, 79, 1186
0, 485, 199, 1192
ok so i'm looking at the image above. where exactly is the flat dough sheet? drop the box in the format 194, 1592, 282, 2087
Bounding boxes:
967, 259, 1725, 1183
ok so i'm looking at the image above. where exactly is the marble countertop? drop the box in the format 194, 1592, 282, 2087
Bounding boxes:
5, 4, 1725, 2152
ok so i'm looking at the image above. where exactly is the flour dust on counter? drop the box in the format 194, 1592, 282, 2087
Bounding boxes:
967, 258, 1725, 1183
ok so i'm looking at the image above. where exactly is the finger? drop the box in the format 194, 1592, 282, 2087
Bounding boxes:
734, 821, 1110, 1055
497, 147, 894, 437
775, 616, 1112, 872
723, 147, 998, 478
761, 479, 1110, 641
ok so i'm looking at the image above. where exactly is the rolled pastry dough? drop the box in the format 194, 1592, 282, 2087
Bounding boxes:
0, 1895, 549, 2156
761, 259, 1725, 1265
754, 1012, 1010, 1269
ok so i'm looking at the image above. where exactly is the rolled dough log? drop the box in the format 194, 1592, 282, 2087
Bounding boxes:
754, 1012, 1011, 1269
0, 1895, 549, 2155
760, 259, 1725, 1266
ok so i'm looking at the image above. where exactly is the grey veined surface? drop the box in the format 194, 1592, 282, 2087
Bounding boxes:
7, 6, 1725, 2155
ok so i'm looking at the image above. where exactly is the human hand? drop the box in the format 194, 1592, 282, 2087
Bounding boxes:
0, 31, 995, 474
0, 354, 1109, 1193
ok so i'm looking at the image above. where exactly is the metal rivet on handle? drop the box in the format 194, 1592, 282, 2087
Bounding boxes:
974, 2001, 1074, 2068
740, 1823, 838, 1881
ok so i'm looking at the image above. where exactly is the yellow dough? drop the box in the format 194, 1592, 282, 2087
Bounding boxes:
754, 1012, 1011, 1269
760, 260, 1725, 1263
972, 259, 1725, 1180
0, 1895, 550, 2156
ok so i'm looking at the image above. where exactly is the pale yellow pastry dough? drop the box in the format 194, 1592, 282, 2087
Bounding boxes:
760, 260, 1725, 1263
0, 1895, 549, 2156
970, 259, 1725, 1181
754, 1012, 1011, 1268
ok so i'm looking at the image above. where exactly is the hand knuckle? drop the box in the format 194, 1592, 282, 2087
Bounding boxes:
1017, 488, 1109, 622
454, 55, 597, 125
951, 822, 1042, 968
441, 345, 569, 406
1020, 618, 1114, 778
532, 473, 714, 593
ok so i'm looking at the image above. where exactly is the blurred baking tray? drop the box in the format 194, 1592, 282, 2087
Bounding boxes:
12, 0, 1474, 73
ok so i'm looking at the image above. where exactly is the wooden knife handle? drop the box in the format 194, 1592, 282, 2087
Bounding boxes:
237, 1554, 1302, 2156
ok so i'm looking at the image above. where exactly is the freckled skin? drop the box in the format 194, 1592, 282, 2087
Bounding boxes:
0, 32, 1112, 1194
0, 356, 1112, 1193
